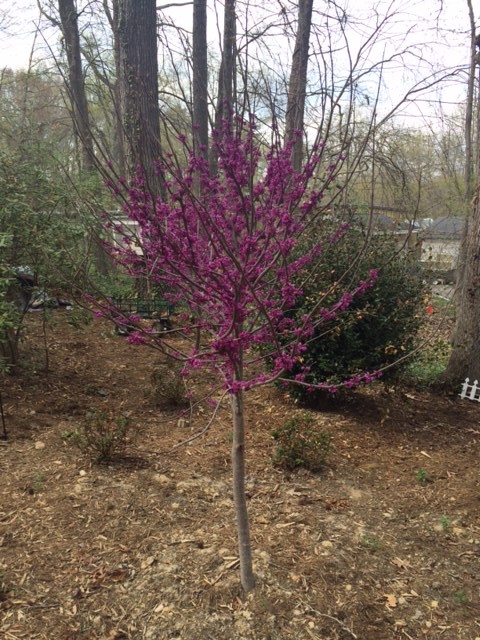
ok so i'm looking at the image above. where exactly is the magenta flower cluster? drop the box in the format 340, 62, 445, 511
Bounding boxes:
104, 121, 378, 393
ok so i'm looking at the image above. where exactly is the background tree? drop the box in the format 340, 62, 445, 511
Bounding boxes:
192, 0, 208, 163
285, 0, 313, 171
115, 0, 163, 195
57, 0, 95, 171
443, 0, 480, 385
211, 0, 236, 173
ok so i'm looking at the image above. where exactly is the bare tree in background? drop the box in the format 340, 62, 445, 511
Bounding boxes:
210, 0, 235, 175
285, 0, 313, 171
192, 0, 208, 163
58, 0, 95, 171
101, 0, 126, 176
116, 0, 163, 195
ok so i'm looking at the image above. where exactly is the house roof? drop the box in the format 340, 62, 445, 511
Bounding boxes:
421, 217, 465, 240
352, 212, 401, 231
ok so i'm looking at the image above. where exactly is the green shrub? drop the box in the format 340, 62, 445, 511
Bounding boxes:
66, 308, 93, 329
64, 408, 130, 462
400, 337, 450, 389
282, 228, 425, 401
272, 413, 332, 471
149, 362, 188, 408
0, 253, 22, 372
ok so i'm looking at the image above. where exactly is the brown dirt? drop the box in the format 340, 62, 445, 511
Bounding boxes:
1, 311, 480, 640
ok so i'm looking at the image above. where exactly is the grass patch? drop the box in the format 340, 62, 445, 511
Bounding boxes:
401, 337, 450, 390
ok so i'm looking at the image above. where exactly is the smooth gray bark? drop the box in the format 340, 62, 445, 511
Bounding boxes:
230, 389, 255, 592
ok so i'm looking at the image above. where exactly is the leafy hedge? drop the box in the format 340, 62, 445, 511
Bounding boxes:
283, 227, 425, 401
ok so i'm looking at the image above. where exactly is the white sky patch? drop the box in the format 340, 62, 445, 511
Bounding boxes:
0, 0, 474, 124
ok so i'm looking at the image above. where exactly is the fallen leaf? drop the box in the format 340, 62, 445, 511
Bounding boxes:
392, 557, 412, 570
384, 594, 397, 608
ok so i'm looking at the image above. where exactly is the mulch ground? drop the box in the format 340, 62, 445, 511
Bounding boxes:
1, 310, 480, 640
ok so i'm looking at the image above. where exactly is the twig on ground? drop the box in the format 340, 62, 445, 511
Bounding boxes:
0, 390, 8, 440
316, 613, 358, 639
166, 391, 228, 452
300, 604, 358, 640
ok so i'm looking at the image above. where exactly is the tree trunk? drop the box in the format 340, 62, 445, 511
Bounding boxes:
230, 389, 255, 592
192, 0, 209, 163
0, 328, 19, 372
464, 0, 476, 202
211, 0, 236, 174
443, 4, 480, 387
218, 0, 236, 118
104, 0, 126, 176
285, 0, 313, 172
116, 0, 163, 196
58, 0, 95, 172
58, 0, 111, 275
444, 190, 480, 383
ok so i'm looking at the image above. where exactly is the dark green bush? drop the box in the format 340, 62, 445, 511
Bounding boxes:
283, 228, 425, 401
272, 413, 332, 471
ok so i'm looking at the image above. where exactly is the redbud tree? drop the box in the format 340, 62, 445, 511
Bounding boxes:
103, 120, 378, 592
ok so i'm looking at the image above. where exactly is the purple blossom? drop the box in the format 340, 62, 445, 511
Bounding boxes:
102, 118, 379, 395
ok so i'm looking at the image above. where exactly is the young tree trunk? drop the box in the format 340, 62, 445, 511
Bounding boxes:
285, 0, 313, 172
57, 0, 95, 172
192, 0, 209, 163
230, 389, 255, 592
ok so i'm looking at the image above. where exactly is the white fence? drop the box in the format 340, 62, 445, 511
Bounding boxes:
459, 378, 480, 403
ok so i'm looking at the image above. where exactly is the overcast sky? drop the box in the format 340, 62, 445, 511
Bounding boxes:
0, 0, 474, 124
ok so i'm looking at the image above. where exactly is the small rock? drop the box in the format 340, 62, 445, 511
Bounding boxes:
34, 441, 45, 450
79, 469, 87, 477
